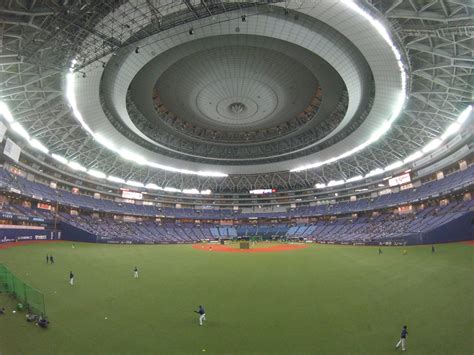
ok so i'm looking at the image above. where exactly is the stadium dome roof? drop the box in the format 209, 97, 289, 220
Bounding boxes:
0, 0, 472, 192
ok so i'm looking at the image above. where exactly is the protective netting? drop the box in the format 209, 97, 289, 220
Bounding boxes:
0, 264, 46, 316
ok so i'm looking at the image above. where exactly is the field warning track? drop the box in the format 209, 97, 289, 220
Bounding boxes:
192, 244, 309, 253
0, 240, 62, 250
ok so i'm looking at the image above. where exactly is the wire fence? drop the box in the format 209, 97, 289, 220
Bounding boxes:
0, 264, 46, 316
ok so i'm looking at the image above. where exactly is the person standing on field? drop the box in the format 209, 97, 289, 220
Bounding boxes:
395, 325, 408, 351
46, 255, 49, 264
69, 271, 74, 286
431, 245, 435, 253
133, 266, 139, 278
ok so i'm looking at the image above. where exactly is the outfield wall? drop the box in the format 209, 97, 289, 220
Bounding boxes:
418, 211, 474, 244
59, 222, 98, 243
53, 212, 474, 246
0, 228, 60, 243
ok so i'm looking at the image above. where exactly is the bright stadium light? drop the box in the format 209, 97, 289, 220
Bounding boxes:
315, 183, 326, 189
107, 175, 125, 184
403, 151, 423, 164
327, 180, 344, 187
52, 153, 68, 164
291, 162, 323, 173
10, 122, 30, 140
441, 122, 461, 140
197, 171, 227, 177
369, 120, 391, 142
126, 180, 144, 188
291, 103, 469, 186
87, 169, 106, 179
29, 139, 49, 154
68, 161, 87, 172
66, 74, 93, 135
93, 133, 116, 151
457, 105, 472, 124
164, 187, 181, 193
365, 168, 384, 178
422, 139, 442, 153
200, 189, 212, 195
182, 188, 200, 194
384, 160, 403, 172
65, 74, 228, 177
0, 102, 14, 123
346, 175, 363, 183
145, 183, 161, 190
120, 149, 147, 165
291, 1, 407, 174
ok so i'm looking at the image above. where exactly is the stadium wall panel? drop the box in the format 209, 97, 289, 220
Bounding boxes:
59, 222, 98, 243
419, 211, 474, 244
0, 229, 57, 243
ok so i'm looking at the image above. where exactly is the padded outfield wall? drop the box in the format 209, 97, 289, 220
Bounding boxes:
0, 229, 60, 244
55, 212, 474, 246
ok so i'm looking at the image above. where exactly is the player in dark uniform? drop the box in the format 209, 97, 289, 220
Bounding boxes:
50, 255, 54, 264
395, 325, 408, 351
69, 271, 74, 285
195, 305, 206, 325
431, 245, 435, 253
46, 255, 49, 264
378, 247, 382, 254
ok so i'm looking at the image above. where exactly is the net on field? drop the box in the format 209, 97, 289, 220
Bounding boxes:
0, 264, 46, 316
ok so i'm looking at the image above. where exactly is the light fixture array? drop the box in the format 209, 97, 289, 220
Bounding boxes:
291, 0, 408, 173
65, 73, 226, 178
0, 101, 214, 195
0, 101, 469, 194
313, 105, 472, 189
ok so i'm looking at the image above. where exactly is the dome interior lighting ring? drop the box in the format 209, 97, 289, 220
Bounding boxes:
291, 0, 408, 173
0, 99, 470, 192
0, 0, 471, 193
65, 72, 227, 178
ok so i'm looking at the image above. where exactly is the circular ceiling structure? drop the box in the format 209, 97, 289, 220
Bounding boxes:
155, 45, 318, 131
86, 2, 391, 171
119, 34, 359, 163
0, 0, 471, 193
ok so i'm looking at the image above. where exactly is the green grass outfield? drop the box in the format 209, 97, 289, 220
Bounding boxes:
0, 241, 472, 355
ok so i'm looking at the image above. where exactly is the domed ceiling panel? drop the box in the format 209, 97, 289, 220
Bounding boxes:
101, 16, 375, 164
154, 45, 319, 131
72, 2, 401, 174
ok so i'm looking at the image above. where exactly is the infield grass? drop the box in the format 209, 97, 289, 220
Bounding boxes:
0, 241, 472, 355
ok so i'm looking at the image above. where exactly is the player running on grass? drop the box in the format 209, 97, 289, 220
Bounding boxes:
395, 325, 408, 351
195, 305, 206, 325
